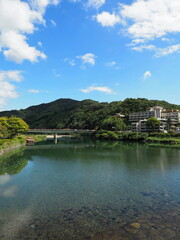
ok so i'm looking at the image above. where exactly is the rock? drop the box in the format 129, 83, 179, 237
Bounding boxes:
130, 222, 141, 229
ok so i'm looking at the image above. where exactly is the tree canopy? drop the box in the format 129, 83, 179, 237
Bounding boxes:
0, 117, 29, 138
146, 117, 161, 132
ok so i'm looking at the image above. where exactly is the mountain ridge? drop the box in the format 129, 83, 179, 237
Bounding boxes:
0, 98, 179, 129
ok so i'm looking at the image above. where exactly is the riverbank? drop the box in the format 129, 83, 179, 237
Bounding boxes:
95, 130, 180, 148
0, 135, 46, 156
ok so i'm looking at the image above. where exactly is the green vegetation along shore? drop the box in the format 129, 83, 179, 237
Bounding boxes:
95, 131, 180, 148
0, 135, 46, 156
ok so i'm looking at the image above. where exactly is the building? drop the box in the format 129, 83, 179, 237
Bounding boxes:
130, 106, 180, 132
132, 119, 168, 133
129, 106, 164, 122
161, 110, 180, 124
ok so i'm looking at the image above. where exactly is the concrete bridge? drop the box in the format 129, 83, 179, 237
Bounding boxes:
28, 129, 95, 140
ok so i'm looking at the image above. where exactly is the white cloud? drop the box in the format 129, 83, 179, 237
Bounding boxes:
0, 70, 23, 82
78, 53, 96, 66
86, 0, 105, 9
119, 0, 180, 40
64, 58, 76, 66
143, 71, 152, 80
155, 44, 180, 57
95, 11, 121, 27
131, 45, 156, 52
81, 86, 115, 94
0, 0, 58, 63
106, 61, 116, 67
28, 89, 40, 93
0, 70, 23, 106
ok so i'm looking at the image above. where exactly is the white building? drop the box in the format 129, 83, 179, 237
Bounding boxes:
131, 119, 168, 133
161, 110, 180, 123
129, 106, 164, 122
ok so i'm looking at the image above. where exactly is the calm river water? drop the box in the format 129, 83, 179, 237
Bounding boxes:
0, 138, 180, 240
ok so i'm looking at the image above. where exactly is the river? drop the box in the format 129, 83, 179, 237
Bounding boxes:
0, 138, 180, 239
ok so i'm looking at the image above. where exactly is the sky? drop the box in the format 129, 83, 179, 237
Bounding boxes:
0, 0, 180, 111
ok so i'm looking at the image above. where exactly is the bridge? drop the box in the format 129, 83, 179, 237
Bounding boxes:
27, 129, 95, 140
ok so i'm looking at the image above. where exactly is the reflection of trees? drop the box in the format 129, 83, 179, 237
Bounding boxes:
0, 147, 27, 175
26, 139, 180, 172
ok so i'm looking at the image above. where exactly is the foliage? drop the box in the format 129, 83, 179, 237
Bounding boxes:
146, 117, 160, 132
0, 98, 179, 129
96, 130, 149, 141
119, 132, 149, 141
146, 137, 180, 145
101, 116, 126, 131
0, 117, 29, 139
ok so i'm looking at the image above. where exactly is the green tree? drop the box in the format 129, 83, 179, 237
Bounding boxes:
101, 116, 126, 131
146, 117, 160, 132
167, 118, 172, 132
7, 117, 29, 138
0, 117, 9, 138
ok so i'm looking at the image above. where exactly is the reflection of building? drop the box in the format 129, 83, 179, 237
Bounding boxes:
130, 106, 180, 132
132, 119, 167, 133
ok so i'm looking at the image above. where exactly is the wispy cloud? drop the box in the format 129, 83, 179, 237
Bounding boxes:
105, 61, 121, 70
81, 86, 115, 94
28, 89, 40, 93
64, 58, 76, 66
0, 70, 23, 106
155, 44, 180, 57
86, 0, 105, 9
65, 53, 97, 68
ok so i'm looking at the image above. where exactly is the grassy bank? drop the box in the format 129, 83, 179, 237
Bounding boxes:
0, 135, 46, 156
145, 137, 180, 148
95, 130, 180, 148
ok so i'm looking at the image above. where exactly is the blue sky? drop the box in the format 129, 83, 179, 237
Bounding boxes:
0, 0, 180, 110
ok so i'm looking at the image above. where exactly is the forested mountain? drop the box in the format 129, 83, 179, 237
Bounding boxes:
0, 98, 179, 129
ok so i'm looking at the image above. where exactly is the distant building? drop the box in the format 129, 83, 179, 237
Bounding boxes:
161, 110, 180, 123
131, 118, 167, 133
129, 106, 164, 122
130, 106, 180, 132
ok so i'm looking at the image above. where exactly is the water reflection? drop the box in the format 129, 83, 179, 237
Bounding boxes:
0, 138, 179, 240
0, 147, 28, 176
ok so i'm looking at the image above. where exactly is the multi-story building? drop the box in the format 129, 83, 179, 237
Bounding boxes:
131, 119, 167, 133
161, 110, 180, 123
129, 106, 164, 122
130, 106, 180, 132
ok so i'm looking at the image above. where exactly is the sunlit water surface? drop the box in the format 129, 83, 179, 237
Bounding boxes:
0, 138, 180, 239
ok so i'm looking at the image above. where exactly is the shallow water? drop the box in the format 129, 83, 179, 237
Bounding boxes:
0, 138, 180, 239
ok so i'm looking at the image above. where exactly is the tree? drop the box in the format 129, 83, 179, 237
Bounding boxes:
167, 118, 172, 132
0, 117, 9, 138
7, 117, 29, 138
146, 117, 160, 132
101, 116, 126, 131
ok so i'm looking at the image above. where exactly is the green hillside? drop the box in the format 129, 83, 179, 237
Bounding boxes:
0, 98, 179, 129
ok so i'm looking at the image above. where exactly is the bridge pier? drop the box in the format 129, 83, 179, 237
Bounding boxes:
54, 133, 57, 144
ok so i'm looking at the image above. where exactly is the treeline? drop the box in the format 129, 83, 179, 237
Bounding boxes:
0, 98, 179, 129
